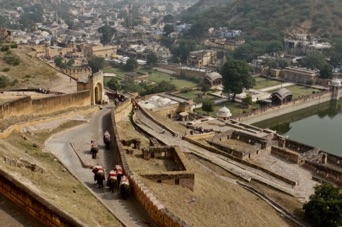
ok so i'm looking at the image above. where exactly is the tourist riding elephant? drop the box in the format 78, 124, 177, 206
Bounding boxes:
92, 164, 105, 188
119, 176, 130, 199
103, 131, 111, 149
90, 140, 99, 159
95, 171, 105, 188
108, 177, 117, 193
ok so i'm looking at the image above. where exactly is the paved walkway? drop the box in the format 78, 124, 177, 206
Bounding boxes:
45, 105, 153, 227
259, 83, 295, 92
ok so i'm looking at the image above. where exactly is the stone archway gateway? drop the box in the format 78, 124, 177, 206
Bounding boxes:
94, 82, 103, 104
90, 71, 105, 105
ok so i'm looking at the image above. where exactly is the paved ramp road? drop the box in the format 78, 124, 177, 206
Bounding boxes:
45, 105, 152, 227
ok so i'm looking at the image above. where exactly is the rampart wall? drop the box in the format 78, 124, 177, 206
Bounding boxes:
0, 96, 32, 119
0, 168, 84, 226
31, 91, 90, 115
111, 100, 190, 226
0, 91, 90, 120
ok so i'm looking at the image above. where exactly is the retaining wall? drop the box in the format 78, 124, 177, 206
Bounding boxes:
271, 146, 300, 163
236, 91, 332, 124
111, 100, 190, 226
303, 160, 342, 186
0, 168, 84, 226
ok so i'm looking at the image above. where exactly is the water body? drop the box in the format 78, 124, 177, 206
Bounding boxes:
253, 99, 342, 156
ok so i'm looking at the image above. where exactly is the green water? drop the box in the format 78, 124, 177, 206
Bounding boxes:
253, 99, 342, 156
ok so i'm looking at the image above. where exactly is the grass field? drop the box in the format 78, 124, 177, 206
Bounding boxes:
275, 85, 322, 99
194, 101, 260, 117
103, 67, 199, 90
253, 77, 284, 89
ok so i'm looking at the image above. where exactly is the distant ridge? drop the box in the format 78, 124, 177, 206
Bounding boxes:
181, 0, 342, 40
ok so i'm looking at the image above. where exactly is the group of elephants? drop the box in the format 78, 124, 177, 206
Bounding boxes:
91, 132, 130, 199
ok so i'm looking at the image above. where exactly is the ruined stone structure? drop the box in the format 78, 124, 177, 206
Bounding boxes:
141, 146, 195, 191
187, 50, 217, 68
281, 66, 319, 84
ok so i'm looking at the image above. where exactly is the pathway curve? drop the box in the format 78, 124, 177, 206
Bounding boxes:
45, 105, 153, 227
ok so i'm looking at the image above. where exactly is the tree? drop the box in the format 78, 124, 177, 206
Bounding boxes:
98, 25, 116, 45
301, 51, 327, 70
201, 84, 210, 96
171, 40, 196, 64
202, 100, 214, 115
319, 63, 333, 79
303, 183, 341, 227
87, 56, 105, 73
163, 14, 175, 23
242, 95, 253, 108
220, 60, 255, 101
107, 78, 121, 91
124, 58, 138, 71
163, 24, 175, 36
146, 52, 158, 67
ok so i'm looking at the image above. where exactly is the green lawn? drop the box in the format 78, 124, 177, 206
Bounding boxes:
194, 101, 260, 117
280, 85, 322, 99
138, 68, 198, 90
177, 90, 219, 103
103, 67, 199, 90
253, 77, 284, 89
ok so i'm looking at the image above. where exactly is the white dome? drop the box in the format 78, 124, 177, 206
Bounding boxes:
157, 97, 171, 105
330, 78, 341, 87
217, 106, 232, 118
150, 96, 160, 101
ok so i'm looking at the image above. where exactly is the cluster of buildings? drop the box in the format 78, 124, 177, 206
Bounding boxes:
0, 0, 196, 66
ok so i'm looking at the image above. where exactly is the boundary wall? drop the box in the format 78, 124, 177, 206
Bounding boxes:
0, 168, 84, 226
236, 91, 332, 124
0, 91, 90, 119
111, 100, 190, 227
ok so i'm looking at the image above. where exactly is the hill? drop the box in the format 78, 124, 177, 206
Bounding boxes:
0, 47, 58, 90
181, 0, 342, 41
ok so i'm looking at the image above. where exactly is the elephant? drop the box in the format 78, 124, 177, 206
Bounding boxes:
107, 177, 117, 193
103, 134, 111, 149
95, 171, 105, 188
90, 146, 99, 159
119, 183, 130, 200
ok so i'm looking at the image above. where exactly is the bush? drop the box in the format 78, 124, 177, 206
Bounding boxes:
3, 53, 20, 66
0, 75, 9, 88
24, 74, 31, 78
2, 68, 10, 72
9, 79, 18, 86
1, 46, 9, 52
181, 87, 192, 93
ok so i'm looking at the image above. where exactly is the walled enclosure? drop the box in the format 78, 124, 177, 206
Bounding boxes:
141, 146, 195, 191
111, 99, 191, 227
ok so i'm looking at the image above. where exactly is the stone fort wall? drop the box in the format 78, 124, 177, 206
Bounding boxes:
0, 91, 90, 120
0, 167, 84, 226
111, 100, 190, 227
